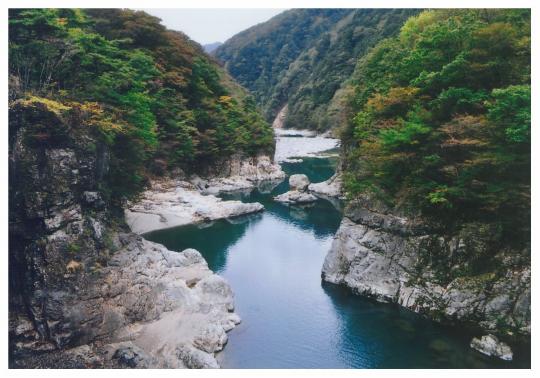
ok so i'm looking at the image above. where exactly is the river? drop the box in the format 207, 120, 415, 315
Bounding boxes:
143, 133, 530, 368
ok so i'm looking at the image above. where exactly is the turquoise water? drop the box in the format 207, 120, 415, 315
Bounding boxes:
144, 157, 530, 368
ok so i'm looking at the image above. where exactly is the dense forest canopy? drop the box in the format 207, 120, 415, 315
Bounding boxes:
342, 9, 530, 243
215, 9, 418, 131
8, 8, 531, 245
9, 8, 274, 199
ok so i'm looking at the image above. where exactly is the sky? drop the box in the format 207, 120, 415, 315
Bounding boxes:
141, 9, 286, 45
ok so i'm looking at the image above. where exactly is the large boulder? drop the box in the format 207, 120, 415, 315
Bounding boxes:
289, 174, 310, 192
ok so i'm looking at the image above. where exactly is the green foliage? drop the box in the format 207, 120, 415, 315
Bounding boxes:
9, 8, 274, 199
487, 85, 531, 143
344, 9, 531, 242
379, 119, 431, 150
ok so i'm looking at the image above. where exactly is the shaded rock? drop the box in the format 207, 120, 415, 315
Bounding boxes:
82, 191, 105, 208
113, 345, 151, 368
470, 335, 513, 361
274, 191, 317, 205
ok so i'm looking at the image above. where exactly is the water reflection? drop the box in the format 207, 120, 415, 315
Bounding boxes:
320, 282, 525, 368
143, 214, 263, 273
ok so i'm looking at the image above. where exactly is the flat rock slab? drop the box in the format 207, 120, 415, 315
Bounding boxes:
274, 190, 317, 204
125, 179, 264, 234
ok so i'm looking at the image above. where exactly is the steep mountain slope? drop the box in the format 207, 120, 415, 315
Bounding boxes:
215, 9, 418, 131
10, 9, 274, 199
8, 9, 272, 367
324, 9, 530, 344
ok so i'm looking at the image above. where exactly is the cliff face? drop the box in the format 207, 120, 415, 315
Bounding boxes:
9, 101, 240, 368
322, 199, 530, 340
9, 100, 115, 348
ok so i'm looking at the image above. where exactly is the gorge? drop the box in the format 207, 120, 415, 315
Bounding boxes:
8, 8, 531, 370
143, 131, 530, 368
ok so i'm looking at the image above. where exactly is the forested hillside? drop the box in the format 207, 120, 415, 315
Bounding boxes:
215, 9, 418, 131
342, 9, 530, 247
9, 9, 274, 200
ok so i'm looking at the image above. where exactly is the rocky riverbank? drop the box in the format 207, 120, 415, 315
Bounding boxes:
125, 154, 285, 234
11, 235, 240, 368
308, 173, 343, 198
126, 128, 343, 234
193, 154, 286, 195
125, 179, 265, 234
8, 101, 245, 368
321, 198, 531, 359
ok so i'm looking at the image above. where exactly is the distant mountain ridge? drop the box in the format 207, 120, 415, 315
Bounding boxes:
215, 9, 419, 131
203, 41, 222, 53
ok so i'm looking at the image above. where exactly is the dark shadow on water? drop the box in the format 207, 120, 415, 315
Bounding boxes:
321, 282, 531, 369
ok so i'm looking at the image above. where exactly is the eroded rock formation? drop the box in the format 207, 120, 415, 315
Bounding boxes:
322, 197, 531, 346
9, 100, 240, 368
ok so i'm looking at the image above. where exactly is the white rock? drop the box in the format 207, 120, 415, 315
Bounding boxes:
470, 334, 513, 361
125, 179, 264, 234
308, 173, 343, 198
322, 212, 530, 337
88, 238, 240, 368
282, 158, 303, 163
274, 190, 317, 205
289, 174, 310, 192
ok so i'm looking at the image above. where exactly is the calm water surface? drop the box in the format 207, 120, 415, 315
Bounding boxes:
145, 157, 530, 368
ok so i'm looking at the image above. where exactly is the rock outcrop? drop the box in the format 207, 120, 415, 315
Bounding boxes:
274, 191, 318, 205
470, 334, 513, 361
271, 104, 288, 129
193, 154, 286, 195
274, 174, 317, 205
11, 235, 240, 368
322, 198, 531, 342
308, 173, 343, 198
9, 100, 240, 368
289, 174, 310, 192
125, 179, 265, 234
